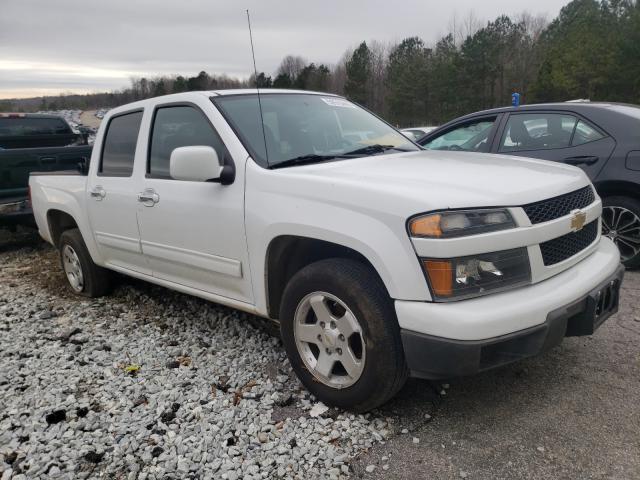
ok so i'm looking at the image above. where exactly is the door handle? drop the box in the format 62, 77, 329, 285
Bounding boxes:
137, 189, 160, 206
564, 156, 599, 166
89, 186, 106, 200
39, 156, 56, 165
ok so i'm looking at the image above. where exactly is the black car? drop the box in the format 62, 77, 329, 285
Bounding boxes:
417, 102, 640, 267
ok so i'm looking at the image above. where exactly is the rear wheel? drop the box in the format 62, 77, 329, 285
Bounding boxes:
59, 229, 111, 297
602, 196, 640, 268
279, 258, 408, 412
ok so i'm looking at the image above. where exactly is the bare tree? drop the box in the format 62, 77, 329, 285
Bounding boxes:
277, 55, 307, 80
511, 12, 550, 99
449, 10, 482, 47
516, 11, 549, 40
368, 40, 390, 114
329, 48, 352, 94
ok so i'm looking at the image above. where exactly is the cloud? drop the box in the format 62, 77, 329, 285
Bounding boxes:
0, 0, 568, 99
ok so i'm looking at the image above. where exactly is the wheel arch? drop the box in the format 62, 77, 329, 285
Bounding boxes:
594, 180, 640, 202
264, 235, 390, 319
47, 209, 80, 247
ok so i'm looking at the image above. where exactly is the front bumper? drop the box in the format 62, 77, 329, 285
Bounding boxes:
398, 238, 624, 379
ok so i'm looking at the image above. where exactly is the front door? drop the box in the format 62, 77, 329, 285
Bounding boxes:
136, 103, 252, 303
87, 110, 149, 274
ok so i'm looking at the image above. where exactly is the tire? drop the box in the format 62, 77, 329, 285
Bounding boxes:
59, 228, 111, 297
279, 258, 408, 412
602, 196, 640, 269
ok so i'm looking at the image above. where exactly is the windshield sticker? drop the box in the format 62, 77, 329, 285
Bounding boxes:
321, 97, 357, 108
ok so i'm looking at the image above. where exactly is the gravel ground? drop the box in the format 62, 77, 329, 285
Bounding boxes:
0, 230, 401, 479
1, 228, 638, 479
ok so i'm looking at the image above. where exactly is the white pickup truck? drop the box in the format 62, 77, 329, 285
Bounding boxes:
30, 90, 624, 411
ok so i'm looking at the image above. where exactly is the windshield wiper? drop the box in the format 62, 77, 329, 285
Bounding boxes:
270, 145, 412, 169
342, 144, 411, 156
270, 154, 340, 169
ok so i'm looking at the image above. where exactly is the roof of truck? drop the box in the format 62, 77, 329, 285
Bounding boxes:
207, 89, 337, 97
104, 89, 343, 117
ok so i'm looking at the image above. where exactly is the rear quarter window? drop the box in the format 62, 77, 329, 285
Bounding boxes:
572, 120, 606, 146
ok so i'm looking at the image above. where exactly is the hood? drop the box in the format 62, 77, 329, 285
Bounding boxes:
265, 150, 592, 217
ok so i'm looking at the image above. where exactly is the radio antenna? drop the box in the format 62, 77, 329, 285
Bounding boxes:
246, 9, 269, 164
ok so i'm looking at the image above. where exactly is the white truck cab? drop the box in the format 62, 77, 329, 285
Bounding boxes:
29, 90, 624, 411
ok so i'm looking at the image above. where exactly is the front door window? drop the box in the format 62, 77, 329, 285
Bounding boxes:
422, 118, 497, 152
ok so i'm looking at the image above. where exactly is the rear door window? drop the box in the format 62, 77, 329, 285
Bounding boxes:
148, 105, 226, 178
99, 111, 143, 177
500, 113, 577, 152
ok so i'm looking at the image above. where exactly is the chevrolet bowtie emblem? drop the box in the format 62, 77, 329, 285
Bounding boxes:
570, 210, 587, 231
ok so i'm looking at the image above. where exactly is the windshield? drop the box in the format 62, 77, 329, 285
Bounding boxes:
212, 93, 418, 168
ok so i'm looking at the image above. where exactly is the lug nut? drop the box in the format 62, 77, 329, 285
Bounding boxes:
317, 334, 322, 341
330, 321, 337, 329
338, 334, 345, 341
320, 322, 326, 328
325, 348, 332, 355
336, 348, 342, 355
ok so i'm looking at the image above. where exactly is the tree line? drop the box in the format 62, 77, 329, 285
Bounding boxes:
2, 0, 638, 127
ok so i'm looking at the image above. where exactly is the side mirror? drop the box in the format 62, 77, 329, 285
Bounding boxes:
169, 146, 234, 184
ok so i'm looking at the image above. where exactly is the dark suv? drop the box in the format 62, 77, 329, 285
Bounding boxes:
417, 102, 640, 267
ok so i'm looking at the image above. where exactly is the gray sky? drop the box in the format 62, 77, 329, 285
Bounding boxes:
0, 0, 569, 99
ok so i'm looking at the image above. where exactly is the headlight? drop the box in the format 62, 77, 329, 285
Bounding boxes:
422, 248, 531, 301
409, 209, 515, 238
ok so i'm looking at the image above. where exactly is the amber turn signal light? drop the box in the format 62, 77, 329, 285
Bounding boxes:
410, 214, 442, 237
423, 260, 453, 297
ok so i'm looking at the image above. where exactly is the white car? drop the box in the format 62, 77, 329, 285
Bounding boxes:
29, 90, 623, 411
401, 126, 438, 141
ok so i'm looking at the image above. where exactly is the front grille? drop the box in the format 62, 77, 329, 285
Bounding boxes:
523, 186, 595, 224
540, 220, 598, 266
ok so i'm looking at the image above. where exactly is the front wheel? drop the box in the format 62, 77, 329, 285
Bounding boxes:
279, 258, 408, 412
602, 196, 640, 269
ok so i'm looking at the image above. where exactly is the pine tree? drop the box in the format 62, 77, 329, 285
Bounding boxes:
344, 42, 372, 106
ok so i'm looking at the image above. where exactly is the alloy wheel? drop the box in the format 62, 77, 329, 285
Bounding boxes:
602, 205, 640, 262
62, 245, 84, 293
293, 292, 366, 389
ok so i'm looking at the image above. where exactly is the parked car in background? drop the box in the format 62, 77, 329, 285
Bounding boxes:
401, 126, 438, 141
418, 102, 640, 267
0, 113, 92, 227
30, 90, 623, 411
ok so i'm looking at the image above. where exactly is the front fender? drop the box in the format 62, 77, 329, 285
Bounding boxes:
246, 191, 431, 315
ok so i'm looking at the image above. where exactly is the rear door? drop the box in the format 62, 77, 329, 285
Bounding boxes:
87, 110, 149, 274
136, 102, 252, 303
495, 111, 615, 179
